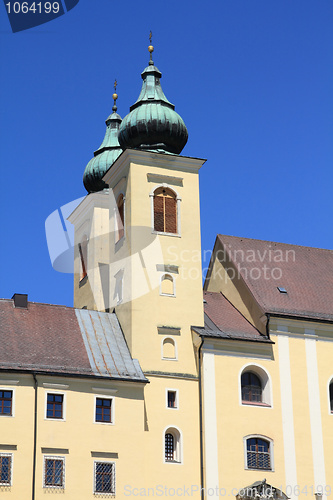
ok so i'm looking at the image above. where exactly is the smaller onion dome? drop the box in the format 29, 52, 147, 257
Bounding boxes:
83, 83, 123, 193
118, 40, 188, 155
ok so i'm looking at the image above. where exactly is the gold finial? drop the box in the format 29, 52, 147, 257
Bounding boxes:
112, 79, 118, 101
148, 30, 154, 55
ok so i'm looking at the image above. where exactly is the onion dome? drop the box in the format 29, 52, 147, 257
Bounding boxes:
118, 38, 188, 155
83, 82, 123, 193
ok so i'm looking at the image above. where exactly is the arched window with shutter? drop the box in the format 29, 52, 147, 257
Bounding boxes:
79, 235, 88, 281
153, 187, 177, 234
116, 194, 124, 242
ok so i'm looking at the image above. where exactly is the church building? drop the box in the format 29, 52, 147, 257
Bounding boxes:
0, 41, 332, 500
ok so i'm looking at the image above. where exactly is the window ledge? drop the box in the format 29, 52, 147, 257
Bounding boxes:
242, 401, 271, 407
246, 467, 272, 471
152, 230, 181, 238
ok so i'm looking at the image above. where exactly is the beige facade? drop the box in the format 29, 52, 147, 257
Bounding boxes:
1, 50, 332, 500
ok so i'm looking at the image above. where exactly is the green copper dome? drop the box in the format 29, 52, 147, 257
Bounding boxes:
83, 98, 122, 193
118, 49, 188, 155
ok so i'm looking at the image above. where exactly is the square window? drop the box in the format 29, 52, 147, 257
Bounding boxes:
0, 391, 13, 416
94, 461, 115, 494
0, 454, 12, 486
44, 457, 64, 488
95, 398, 113, 423
46, 393, 64, 419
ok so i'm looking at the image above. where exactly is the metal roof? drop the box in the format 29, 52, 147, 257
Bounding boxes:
75, 309, 146, 381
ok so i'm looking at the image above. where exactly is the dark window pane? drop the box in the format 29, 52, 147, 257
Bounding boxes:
246, 438, 271, 470
241, 372, 262, 402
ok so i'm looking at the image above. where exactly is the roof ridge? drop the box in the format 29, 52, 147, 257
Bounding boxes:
217, 234, 333, 252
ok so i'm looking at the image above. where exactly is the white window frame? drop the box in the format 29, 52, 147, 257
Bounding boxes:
160, 273, 176, 297
150, 184, 182, 237
161, 337, 178, 361
0, 453, 13, 486
44, 391, 66, 422
239, 363, 273, 408
43, 455, 65, 489
166, 389, 179, 410
243, 434, 274, 471
163, 426, 183, 464
93, 460, 116, 495
0, 387, 15, 418
94, 395, 115, 425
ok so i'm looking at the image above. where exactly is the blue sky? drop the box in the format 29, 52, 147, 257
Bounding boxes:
1, 0, 332, 307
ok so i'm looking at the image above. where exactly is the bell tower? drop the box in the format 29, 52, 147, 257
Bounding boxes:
70, 38, 205, 490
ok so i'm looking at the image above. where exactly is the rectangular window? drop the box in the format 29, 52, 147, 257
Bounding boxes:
44, 457, 64, 488
0, 454, 12, 485
94, 461, 115, 494
167, 391, 177, 409
95, 398, 112, 423
46, 393, 63, 419
0, 391, 12, 416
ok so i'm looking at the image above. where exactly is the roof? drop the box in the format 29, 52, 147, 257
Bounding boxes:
193, 291, 271, 342
0, 299, 147, 382
217, 235, 333, 322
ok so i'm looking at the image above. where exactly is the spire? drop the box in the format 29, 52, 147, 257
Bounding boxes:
148, 30, 154, 64
118, 36, 188, 155
83, 80, 123, 193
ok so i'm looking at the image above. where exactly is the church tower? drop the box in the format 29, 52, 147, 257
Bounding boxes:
69, 39, 205, 489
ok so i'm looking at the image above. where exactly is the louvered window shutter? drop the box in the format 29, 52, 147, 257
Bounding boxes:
117, 195, 124, 240
165, 196, 177, 233
154, 189, 177, 234
154, 195, 164, 232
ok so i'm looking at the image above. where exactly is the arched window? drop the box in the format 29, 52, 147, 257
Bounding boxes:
164, 427, 181, 463
153, 187, 177, 234
329, 381, 333, 413
160, 274, 175, 296
241, 372, 262, 403
116, 194, 124, 242
246, 437, 271, 470
165, 433, 174, 461
79, 236, 88, 281
162, 338, 176, 360
240, 365, 272, 407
